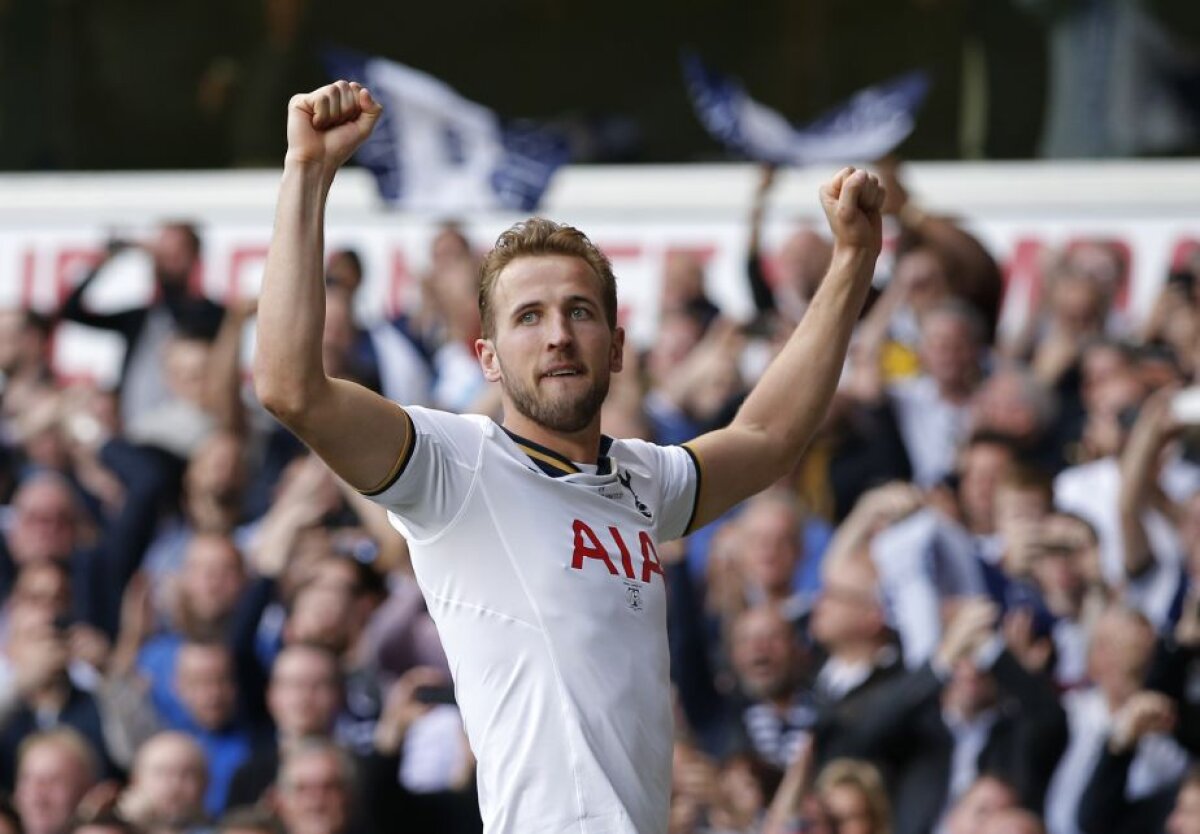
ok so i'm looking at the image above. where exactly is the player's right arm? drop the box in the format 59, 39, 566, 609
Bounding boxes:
254, 81, 412, 494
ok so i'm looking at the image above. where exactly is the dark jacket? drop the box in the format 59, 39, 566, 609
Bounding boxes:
829, 650, 1069, 834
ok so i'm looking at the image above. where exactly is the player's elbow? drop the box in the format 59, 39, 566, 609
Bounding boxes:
253, 360, 315, 425
254, 381, 302, 425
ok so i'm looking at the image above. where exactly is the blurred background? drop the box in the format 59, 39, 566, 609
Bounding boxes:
3, 0, 1199, 169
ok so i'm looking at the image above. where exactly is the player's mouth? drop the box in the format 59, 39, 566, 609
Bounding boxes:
541, 364, 585, 380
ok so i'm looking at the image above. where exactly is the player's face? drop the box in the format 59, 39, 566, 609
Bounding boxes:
479, 255, 623, 434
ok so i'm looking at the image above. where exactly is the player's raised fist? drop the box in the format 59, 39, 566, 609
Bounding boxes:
818, 166, 886, 256
285, 80, 383, 171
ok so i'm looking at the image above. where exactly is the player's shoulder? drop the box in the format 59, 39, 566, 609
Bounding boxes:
404, 405, 497, 455
606, 434, 660, 464
607, 435, 694, 477
406, 404, 491, 431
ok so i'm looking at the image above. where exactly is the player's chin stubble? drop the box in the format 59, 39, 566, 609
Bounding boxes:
503, 373, 610, 434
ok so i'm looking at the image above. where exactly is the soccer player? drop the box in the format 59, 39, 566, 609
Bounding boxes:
254, 80, 885, 834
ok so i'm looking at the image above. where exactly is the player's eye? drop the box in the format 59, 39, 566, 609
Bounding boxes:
570, 306, 592, 320
518, 310, 539, 325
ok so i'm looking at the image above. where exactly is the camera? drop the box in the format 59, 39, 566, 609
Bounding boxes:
413, 684, 457, 706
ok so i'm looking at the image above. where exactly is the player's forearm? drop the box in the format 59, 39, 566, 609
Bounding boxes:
733, 245, 876, 472
254, 161, 335, 420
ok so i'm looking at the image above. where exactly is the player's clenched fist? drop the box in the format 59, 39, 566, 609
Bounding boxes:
285, 80, 382, 172
818, 166, 886, 256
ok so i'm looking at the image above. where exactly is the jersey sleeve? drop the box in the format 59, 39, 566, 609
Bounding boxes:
359, 405, 484, 542
621, 438, 700, 543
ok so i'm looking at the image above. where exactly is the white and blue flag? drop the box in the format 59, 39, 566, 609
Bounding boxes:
324, 49, 569, 212
682, 53, 930, 165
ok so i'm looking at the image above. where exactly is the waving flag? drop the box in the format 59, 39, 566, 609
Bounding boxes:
682, 53, 930, 165
324, 49, 569, 212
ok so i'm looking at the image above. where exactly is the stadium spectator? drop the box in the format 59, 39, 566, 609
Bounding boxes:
1021, 511, 1109, 689
707, 491, 816, 630
117, 731, 210, 834
831, 598, 1067, 834
0, 308, 54, 421
807, 528, 905, 767
1058, 376, 1200, 589
2, 439, 183, 641
1044, 605, 1186, 834
725, 605, 815, 770
227, 643, 341, 808
132, 533, 249, 731
1073, 689, 1183, 834
968, 365, 1064, 471
163, 641, 254, 814
887, 301, 986, 488
272, 740, 357, 834
59, 224, 223, 429
644, 310, 744, 447
814, 758, 892, 834
13, 728, 100, 834
704, 752, 779, 834
323, 249, 433, 410
0, 606, 112, 789
943, 775, 1022, 834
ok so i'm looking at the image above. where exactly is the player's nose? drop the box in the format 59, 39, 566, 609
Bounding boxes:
545, 310, 575, 348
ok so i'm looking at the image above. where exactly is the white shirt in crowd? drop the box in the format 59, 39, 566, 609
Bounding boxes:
889, 376, 973, 489
1044, 687, 1188, 834
1054, 455, 1200, 592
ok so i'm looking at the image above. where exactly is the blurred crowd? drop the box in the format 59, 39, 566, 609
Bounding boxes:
2, 0, 1198, 170
0, 158, 1199, 834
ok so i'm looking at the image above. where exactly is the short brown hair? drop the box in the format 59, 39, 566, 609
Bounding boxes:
997, 464, 1054, 507
815, 758, 892, 834
17, 727, 99, 786
478, 218, 617, 339
161, 221, 201, 257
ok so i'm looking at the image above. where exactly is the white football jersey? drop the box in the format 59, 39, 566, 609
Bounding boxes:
364, 405, 700, 834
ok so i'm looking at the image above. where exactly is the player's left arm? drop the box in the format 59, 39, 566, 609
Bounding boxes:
683, 167, 885, 531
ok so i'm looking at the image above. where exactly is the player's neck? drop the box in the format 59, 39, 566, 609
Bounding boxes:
501, 412, 603, 467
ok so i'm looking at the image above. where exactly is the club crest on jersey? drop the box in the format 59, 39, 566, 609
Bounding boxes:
616, 471, 653, 520
624, 582, 643, 611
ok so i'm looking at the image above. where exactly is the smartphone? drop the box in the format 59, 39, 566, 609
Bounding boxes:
413, 684, 456, 705
1173, 388, 1200, 425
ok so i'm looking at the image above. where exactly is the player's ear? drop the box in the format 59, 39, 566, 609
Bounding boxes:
476, 338, 502, 382
610, 326, 625, 373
